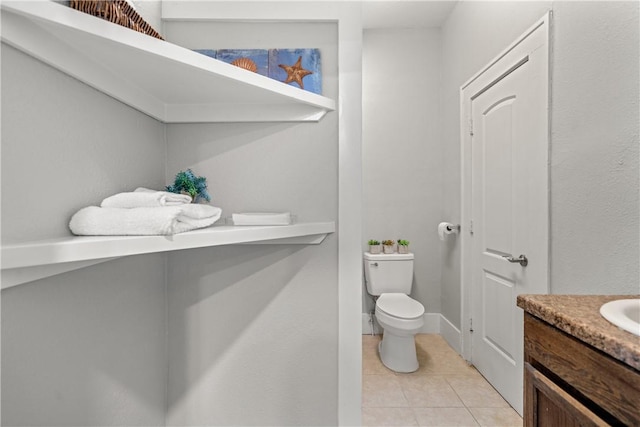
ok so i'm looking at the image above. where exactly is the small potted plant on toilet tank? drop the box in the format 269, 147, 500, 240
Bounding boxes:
368, 239, 382, 254
397, 239, 410, 254
382, 239, 395, 254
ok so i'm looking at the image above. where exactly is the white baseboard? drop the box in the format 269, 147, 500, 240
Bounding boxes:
439, 314, 462, 354
361, 313, 440, 335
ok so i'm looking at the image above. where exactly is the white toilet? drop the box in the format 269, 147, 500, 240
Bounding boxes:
364, 251, 425, 373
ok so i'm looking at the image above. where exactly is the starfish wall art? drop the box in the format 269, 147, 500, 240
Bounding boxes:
193, 48, 322, 95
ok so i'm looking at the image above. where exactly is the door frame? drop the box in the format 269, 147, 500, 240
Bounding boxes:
460, 12, 551, 362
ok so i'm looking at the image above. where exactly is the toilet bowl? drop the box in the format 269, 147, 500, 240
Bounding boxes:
375, 293, 425, 372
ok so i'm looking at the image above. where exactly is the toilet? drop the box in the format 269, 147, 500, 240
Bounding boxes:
364, 251, 425, 373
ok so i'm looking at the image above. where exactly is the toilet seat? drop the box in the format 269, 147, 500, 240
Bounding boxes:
375, 293, 425, 336
376, 293, 424, 320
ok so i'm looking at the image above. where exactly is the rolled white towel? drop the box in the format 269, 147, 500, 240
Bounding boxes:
101, 188, 192, 208
69, 205, 222, 236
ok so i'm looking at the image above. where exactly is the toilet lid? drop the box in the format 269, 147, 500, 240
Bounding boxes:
376, 294, 425, 319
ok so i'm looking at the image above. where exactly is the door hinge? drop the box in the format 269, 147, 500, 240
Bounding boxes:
470, 318, 474, 333
469, 118, 474, 136
469, 220, 474, 234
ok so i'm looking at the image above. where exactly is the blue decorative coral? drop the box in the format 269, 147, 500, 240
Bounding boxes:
166, 169, 211, 203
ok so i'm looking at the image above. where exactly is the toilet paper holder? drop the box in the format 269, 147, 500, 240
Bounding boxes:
438, 222, 461, 241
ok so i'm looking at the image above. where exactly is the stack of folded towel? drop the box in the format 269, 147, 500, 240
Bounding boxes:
69, 188, 222, 236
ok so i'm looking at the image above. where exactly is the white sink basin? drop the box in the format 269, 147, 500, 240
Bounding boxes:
600, 299, 640, 336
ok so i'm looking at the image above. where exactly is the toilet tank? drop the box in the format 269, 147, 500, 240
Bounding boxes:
363, 252, 414, 296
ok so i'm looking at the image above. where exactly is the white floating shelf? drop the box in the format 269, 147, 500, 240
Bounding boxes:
0, 1, 336, 123
1, 222, 335, 288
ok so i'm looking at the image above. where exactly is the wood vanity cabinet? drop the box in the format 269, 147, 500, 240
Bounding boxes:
524, 314, 640, 426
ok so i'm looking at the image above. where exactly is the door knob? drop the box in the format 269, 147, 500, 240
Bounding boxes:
502, 254, 528, 267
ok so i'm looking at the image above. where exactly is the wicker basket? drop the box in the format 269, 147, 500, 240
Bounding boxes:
69, 0, 163, 40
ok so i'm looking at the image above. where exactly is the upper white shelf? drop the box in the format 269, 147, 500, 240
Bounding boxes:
1, 222, 335, 288
0, 1, 336, 123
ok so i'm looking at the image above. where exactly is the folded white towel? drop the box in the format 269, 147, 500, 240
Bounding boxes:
70, 206, 179, 235
232, 212, 292, 226
69, 205, 222, 236
178, 204, 220, 220
100, 188, 192, 208
175, 204, 222, 232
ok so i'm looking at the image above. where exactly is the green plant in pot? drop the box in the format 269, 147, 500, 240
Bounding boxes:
368, 239, 381, 254
397, 239, 410, 254
382, 239, 395, 254
166, 169, 211, 203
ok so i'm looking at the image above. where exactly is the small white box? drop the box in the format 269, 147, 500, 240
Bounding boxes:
231, 212, 292, 226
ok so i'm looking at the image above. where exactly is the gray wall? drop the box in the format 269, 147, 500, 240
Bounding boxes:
362, 28, 443, 315
2, 15, 340, 427
549, 1, 639, 294
1, 45, 167, 425
1, 255, 167, 426
162, 21, 339, 425
440, 1, 639, 329
132, 0, 163, 35
0, 46, 166, 244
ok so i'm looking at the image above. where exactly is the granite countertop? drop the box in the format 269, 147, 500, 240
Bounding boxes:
517, 294, 640, 371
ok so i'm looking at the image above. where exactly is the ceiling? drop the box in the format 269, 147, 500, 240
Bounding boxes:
362, 1, 458, 29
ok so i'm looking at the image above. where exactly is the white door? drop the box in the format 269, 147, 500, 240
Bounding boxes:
461, 15, 549, 415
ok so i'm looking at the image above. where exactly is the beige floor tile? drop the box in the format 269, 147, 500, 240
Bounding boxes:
365, 334, 475, 376
446, 376, 510, 408
468, 407, 523, 427
362, 334, 520, 426
413, 407, 480, 426
396, 376, 464, 408
363, 334, 382, 352
416, 334, 476, 375
363, 374, 410, 408
412, 349, 480, 376
415, 334, 458, 354
362, 407, 419, 426
363, 336, 396, 376
364, 351, 396, 375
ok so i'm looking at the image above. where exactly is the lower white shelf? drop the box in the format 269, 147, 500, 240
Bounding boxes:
1, 222, 335, 289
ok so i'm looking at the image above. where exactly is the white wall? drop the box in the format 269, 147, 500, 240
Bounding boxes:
440, 1, 639, 329
1, 45, 167, 425
362, 28, 442, 315
162, 20, 340, 426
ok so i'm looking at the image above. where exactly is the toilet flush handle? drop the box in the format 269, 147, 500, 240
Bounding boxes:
371, 262, 378, 267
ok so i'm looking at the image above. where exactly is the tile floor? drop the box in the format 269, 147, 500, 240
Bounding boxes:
362, 334, 523, 427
